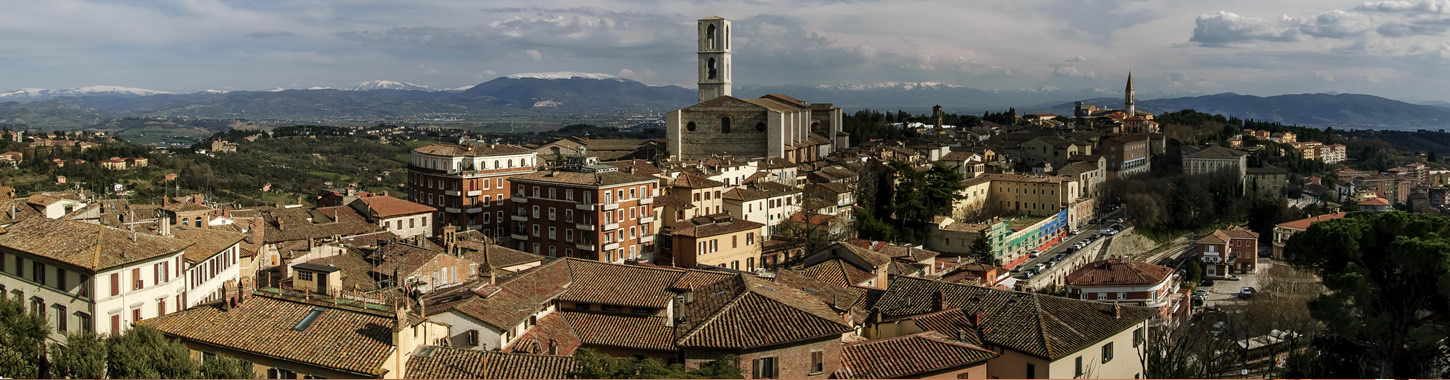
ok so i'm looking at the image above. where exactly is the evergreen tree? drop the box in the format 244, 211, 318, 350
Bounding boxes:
0, 294, 50, 379
106, 325, 197, 379
1284, 211, 1450, 377
968, 235, 996, 266
198, 354, 255, 379
51, 331, 108, 379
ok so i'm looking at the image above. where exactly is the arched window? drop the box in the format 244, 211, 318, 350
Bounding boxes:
721, 117, 731, 133
508, 159, 514, 168
755, 122, 766, 132
811, 121, 821, 131
707, 58, 718, 80
686, 122, 697, 131
707, 24, 717, 50
725, 25, 729, 49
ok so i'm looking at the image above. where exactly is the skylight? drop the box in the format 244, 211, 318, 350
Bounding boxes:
294, 307, 325, 331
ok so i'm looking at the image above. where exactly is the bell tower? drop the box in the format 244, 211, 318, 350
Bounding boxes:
697, 17, 732, 103
1124, 72, 1135, 117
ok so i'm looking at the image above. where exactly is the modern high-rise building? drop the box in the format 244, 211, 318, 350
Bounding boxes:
407, 142, 538, 240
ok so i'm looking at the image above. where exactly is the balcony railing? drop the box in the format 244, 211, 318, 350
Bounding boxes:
576, 223, 596, 231
511, 233, 528, 241
639, 197, 654, 205
640, 235, 654, 243
445, 190, 461, 196
445, 207, 461, 213
511, 196, 527, 203
640, 216, 655, 224
603, 203, 619, 211
575, 203, 597, 210
604, 223, 620, 231
603, 242, 620, 251
510, 215, 528, 222
466, 190, 482, 197
576, 243, 596, 251
466, 207, 483, 213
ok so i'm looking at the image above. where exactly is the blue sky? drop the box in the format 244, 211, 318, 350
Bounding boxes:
3, 0, 1450, 101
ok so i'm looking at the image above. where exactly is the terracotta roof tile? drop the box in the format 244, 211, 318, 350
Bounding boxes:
668, 214, 763, 238
0, 218, 190, 271
141, 294, 400, 376
675, 275, 852, 349
405, 346, 576, 379
838, 331, 997, 379
512, 170, 657, 187
1276, 212, 1349, 231
171, 228, 246, 263
560, 259, 685, 308
875, 276, 1156, 360
352, 196, 436, 218
505, 312, 582, 356
800, 259, 875, 288
414, 144, 533, 157
560, 311, 676, 351
1065, 259, 1174, 287
671, 173, 725, 189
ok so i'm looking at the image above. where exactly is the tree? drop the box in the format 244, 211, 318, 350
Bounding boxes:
571, 349, 741, 379
51, 331, 108, 379
686, 354, 742, 379
198, 354, 255, 379
1284, 211, 1450, 378
107, 325, 197, 379
967, 234, 996, 266
1187, 260, 1203, 286
0, 293, 50, 379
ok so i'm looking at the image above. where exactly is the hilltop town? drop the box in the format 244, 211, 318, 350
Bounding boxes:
0, 15, 1447, 380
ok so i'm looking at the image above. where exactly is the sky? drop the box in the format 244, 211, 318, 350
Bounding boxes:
3, 0, 1450, 102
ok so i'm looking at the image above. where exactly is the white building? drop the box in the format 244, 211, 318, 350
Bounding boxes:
170, 226, 245, 308
349, 195, 438, 238
0, 218, 191, 341
1184, 146, 1249, 194
721, 183, 801, 239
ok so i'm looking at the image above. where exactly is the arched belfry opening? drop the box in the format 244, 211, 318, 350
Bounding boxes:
707, 58, 718, 80
707, 24, 718, 50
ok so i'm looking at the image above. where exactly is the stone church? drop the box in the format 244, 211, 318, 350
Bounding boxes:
666, 17, 847, 163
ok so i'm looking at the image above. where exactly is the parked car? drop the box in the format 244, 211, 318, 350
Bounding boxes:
1035, 263, 1047, 271
1193, 289, 1210, 298
1201, 279, 1216, 287
1029, 250, 1041, 258
1222, 275, 1242, 281
1239, 287, 1257, 299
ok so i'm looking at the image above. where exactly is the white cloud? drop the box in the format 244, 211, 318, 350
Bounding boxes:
1356, 0, 1450, 14
525, 49, 543, 60
1190, 11, 1303, 46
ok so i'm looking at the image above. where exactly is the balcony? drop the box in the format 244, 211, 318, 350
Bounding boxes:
576, 243, 596, 251
604, 223, 620, 231
576, 223, 596, 231
445, 207, 461, 213
511, 215, 528, 222
1201, 255, 1223, 264
640, 216, 655, 224
511, 233, 528, 241
603, 202, 619, 211
639, 197, 654, 205
466, 190, 482, 197
603, 242, 620, 251
511, 196, 527, 203
640, 235, 654, 243
445, 190, 461, 196
466, 207, 483, 213
575, 203, 597, 210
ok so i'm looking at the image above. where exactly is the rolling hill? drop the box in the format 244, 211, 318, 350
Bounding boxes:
1032, 93, 1450, 130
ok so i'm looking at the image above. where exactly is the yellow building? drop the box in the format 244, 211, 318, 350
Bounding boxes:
955, 173, 1082, 219
663, 213, 765, 271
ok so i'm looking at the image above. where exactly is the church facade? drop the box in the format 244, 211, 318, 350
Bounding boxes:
666, 17, 846, 163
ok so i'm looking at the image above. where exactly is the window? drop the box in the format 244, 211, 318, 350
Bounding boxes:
158, 298, 167, 317
132, 308, 142, 323
1102, 342, 1114, 363
548, 207, 556, 221
132, 268, 143, 290
548, 227, 556, 239
78, 312, 91, 332
467, 330, 480, 346
747, 232, 755, 245
566, 230, 574, 242
1075, 356, 1083, 377
810, 350, 824, 374
732, 235, 738, 248
1026, 363, 1036, 379
566, 209, 573, 222
752, 357, 778, 379
1133, 328, 1144, 347
110, 314, 120, 335
268, 368, 296, 379
299, 271, 313, 281
720, 117, 731, 133
110, 273, 120, 296
33, 262, 45, 284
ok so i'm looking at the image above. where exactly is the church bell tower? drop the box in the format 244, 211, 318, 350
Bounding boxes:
697, 17, 732, 103
1124, 72, 1135, 117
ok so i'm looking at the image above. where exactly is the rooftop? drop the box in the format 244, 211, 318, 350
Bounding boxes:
171, 227, 247, 263
1065, 259, 1174, 287
405, 346, 575, 379
414, 143, 533, 157
0, 218, 191, 271
838, 331, 997, 379
352, 196, 436, 218
1276, 212, 1349, 230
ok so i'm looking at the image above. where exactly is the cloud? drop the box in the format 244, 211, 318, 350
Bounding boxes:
525, 49, 542, 60
1313, 71, 1336, 81
1299, 10, 1373, 38
617, 68, 657, 82
1052, 65, 1096, 78
1376, 18, 1450, 36
1356, 0, 1450, 14
247, 29, 295, 38
416, 64, 439, 74
1190, 11, 1301, 46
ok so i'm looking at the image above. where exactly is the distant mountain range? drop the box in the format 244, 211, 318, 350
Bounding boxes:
2, 74, 1448, 130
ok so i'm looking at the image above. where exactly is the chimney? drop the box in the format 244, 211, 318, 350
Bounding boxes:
930, 290, 945, 312
163, 196, 169, 207
222, 280, 238, 311
548, 339, 558, 355
957, 328, 969, 342
1113, 302, 1122, 320
158, 215, 171, 237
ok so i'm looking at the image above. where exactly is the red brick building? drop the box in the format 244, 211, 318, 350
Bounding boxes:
507, 157, 660, 263
1195, 227, 1259, 276
408, 143, 537, 239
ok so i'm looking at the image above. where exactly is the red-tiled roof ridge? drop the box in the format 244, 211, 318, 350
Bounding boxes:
837, 331, 998, 379
1064, 259, 1174, 286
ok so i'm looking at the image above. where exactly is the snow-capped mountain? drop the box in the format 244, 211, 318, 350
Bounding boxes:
504, 72, 620, 81
0, 85, 172, 102
348, 80, 433, 91
814, 81, 966, 91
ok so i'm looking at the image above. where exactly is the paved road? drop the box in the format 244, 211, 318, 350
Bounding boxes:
1196, 259, 1270, 306
1013, 208, 1125, 275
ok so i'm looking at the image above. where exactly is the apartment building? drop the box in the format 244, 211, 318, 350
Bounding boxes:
349, 195, 437, 238
0, 218, 192, 340
661, 213, 765, 271
508, 156, 660, 263
1066, 259, 1187, 322
408, 142, 538, 238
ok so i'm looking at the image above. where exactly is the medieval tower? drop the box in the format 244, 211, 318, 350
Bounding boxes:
697, 17, 732, 103
1124, 72, 1135, 117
